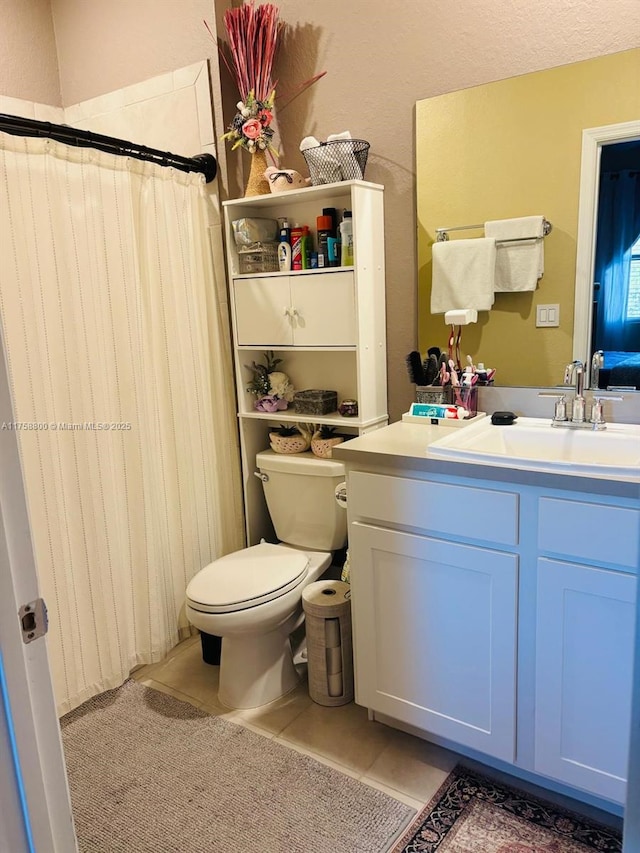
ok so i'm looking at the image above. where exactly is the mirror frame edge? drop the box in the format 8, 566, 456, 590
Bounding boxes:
573, 119, 640, 382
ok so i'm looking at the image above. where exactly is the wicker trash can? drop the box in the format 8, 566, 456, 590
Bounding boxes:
302, 580, 354, 706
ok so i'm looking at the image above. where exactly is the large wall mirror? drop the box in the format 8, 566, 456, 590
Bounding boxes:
416, 48, 640, 388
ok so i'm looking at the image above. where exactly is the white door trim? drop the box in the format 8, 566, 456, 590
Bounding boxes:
572, 120, 640, 371
0, 321, 77, 852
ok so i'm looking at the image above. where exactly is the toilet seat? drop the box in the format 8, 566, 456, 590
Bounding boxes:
186, 542, 309, 614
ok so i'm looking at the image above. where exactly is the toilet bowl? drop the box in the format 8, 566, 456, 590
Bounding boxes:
186, 542, 331, 708
185, 451, 347, 709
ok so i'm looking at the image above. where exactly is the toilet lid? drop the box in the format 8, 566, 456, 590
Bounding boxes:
186, 542, 309, 614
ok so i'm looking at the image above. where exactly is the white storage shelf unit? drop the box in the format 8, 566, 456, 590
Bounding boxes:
223, 180, 388, 545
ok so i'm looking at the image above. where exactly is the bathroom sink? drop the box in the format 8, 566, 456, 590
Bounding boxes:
428, 416, 640, 480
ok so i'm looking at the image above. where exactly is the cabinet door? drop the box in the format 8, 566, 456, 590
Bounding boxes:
233, 277, 293, 345
290, 273, 356, 346
349, 522, 518, 762
535, 558, 635, 803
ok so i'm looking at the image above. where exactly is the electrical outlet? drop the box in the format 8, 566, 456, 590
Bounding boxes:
536, 304, 560, 327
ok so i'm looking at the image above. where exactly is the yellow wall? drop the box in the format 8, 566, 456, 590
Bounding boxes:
417, 48, 640, 387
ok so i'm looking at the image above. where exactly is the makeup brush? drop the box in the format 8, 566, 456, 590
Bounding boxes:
406, 351, 426, 385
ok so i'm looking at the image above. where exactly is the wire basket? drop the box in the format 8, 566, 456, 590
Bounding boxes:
302, 140, 370, 186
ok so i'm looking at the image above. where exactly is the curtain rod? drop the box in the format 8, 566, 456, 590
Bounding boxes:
0, 113, 217, 183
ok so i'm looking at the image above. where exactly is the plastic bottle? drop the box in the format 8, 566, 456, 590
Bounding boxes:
290, 226, 304, 271
301, 226, 311, 270
316, 215, 332, 269
339, 211, 354, 266
278, 233, 291, 272
327, 236, 340, 267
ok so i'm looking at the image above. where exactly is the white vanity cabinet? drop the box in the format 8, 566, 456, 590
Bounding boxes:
348, 471, 519, 763
533, 496, 639, 803
343, 454, 640, 807
223, 181, 387, 545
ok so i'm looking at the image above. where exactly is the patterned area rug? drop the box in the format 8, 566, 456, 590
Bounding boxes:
390, 766, 622, 853
60, 680, 413, 853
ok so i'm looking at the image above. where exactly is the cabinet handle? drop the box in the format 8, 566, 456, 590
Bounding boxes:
289, 307, 298, 317
283, 306, 290, 317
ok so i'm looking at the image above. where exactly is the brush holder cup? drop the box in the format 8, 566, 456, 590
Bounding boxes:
415, 386, 453, 406
302, 140, 370, 186
456, 385, 478, 417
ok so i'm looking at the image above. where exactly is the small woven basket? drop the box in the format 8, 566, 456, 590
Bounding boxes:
269, 433, 310, 454
302, 140, 370, 186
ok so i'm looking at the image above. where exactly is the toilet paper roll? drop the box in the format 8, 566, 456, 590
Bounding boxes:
328, 672, 343, 697
325, 618, 341, 648
326, 646, 342, 675
302, 580, 351, 619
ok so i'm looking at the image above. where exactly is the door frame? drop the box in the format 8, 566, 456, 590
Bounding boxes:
0, 321, 77, 852
572, 119, 640, 375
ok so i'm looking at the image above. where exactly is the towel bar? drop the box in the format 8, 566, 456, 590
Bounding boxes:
436, 218, 553, 242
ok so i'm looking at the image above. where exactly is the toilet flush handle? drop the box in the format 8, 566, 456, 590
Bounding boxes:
254, 471, 269, 483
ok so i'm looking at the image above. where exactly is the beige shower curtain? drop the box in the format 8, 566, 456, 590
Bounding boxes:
0, 133, 244, 715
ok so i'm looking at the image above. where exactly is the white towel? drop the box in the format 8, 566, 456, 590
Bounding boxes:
431, 238, 496, 314
484, 216, 545, 292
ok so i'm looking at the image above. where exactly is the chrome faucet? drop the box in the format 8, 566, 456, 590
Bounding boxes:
538, 359, 624, 430
564, 360, 585, 423
590, 350, 604, 390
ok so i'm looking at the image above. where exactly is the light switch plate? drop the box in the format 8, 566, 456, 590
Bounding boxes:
536, 304, 560, 327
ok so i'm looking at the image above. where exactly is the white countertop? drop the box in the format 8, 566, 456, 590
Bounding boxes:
333, 420, 640, 500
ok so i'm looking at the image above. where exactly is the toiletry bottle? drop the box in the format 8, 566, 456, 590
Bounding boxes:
323, 207, 338, 238
339, 211, 354, 266
290, 225, 304, 271
278, 230, 292, 272
327, 236, 340, 267
301, 226, 311, 270
316, 215, 332, 269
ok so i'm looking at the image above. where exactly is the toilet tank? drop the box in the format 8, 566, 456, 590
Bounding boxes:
256, 451, 347, 551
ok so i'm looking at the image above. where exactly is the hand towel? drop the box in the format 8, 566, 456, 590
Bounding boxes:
484, 215, 545, 292
431, 238, 497, 314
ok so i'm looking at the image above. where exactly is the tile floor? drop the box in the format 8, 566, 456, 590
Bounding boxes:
131, 634, 456, 812
131, 634, 623, 834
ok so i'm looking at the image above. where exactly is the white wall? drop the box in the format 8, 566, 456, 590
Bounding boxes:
0, 0, 61, 105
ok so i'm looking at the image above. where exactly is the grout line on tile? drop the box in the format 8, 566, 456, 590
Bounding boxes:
272, 735, 361, 779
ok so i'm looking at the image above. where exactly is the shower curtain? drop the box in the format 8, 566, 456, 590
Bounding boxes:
0, 133, 244, 715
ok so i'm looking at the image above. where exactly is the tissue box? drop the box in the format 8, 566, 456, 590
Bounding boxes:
293, 389, 338, 415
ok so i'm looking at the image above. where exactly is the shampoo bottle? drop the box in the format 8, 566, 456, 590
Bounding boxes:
339, 210, 354, 266
278, 220, 291, 272
278, 234, 291, 272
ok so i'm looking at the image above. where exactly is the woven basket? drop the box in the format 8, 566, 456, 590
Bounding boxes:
310, 437, 344, 459
269, 432, 310, 454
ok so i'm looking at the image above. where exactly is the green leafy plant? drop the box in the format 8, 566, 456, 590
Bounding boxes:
271, 424, 300, 437
316, 425, 338, 439
245, 351, 283, 397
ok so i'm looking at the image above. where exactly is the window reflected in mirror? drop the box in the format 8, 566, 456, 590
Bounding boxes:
591, 139, 640, 389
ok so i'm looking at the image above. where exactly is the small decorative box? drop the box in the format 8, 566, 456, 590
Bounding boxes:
293, 389, 338, 415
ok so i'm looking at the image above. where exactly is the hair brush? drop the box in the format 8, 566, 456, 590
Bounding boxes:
406, 351, 426, 385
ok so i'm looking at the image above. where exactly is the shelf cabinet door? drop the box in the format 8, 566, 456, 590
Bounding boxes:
290, 273, 356, 346
534, 557, 635, 803
349, 521, 518, 762
233, 277, 293, 346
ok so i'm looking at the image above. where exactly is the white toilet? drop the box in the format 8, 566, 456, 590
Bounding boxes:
185, 450, 347, 709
